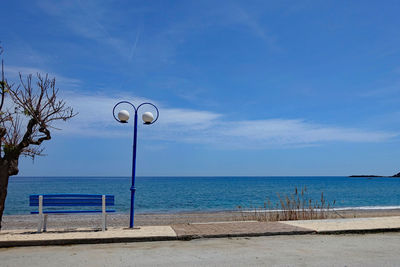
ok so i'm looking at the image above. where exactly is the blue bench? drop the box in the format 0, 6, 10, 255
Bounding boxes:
29, 194, 115, 232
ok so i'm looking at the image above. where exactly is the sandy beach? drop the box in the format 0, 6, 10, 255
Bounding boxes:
3, 209, 400, 231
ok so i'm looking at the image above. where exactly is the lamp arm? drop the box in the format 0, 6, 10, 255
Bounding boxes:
136, 102, 160, 124
112, 101, 137, 123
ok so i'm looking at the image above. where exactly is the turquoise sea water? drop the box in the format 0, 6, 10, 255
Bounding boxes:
4, 176, 400, 215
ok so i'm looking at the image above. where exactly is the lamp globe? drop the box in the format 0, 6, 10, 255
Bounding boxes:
118, 110, 130, 122
142, 112, 154, 124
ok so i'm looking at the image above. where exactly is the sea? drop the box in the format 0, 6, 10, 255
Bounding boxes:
4, 176, 400, 215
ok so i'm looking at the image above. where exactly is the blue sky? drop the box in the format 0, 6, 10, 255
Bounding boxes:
2, 0, 400, 176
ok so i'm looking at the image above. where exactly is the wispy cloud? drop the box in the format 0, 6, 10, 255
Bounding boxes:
360, 81, 400, 98
53, 92, 397, 148
36, 0, 132, 58
217, 4, 281, 51
156, 2, 281, 54
33, 0, 281, 76
3, 65, 395, 147
53, 92, 222, 138
5, 65, 82, 88
221, 119, 395, 148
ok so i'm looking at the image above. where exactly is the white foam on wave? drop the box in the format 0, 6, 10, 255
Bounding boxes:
333, 206, 400, 211
239, 206, 400, 213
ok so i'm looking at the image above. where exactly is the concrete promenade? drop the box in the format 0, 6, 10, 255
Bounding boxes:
3, 233, 400, 266
1, 216, 400, 247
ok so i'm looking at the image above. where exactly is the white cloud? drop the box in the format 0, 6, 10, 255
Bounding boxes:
53, 92, 222, 138
221, 119, 396, 147
1, 71, 395, 147
159, 108, 221, 128
51, 92, 397, 149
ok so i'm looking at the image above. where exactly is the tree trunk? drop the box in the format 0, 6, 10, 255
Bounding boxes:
0, 164, 10, 230
0, 159, 18, 230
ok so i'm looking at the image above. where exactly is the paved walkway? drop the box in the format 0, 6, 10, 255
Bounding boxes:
0, 226, 177, 247
281, 216, 400, 233
172, 221, 313, 238
1, 216, 400, 247
3, 233, 400, 267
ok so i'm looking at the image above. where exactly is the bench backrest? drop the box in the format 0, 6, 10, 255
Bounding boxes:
29, 194, 115, 207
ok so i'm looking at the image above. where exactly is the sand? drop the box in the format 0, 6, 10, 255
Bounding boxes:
3, 209, 400, 231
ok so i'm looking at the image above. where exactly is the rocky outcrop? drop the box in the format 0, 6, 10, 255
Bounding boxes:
349, 171, 400, 178
349, 175, 383, 178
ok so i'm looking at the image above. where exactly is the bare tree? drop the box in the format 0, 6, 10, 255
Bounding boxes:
0, 45, 76, 229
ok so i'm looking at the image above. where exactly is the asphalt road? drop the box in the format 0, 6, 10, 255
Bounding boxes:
1, 233, 400, 266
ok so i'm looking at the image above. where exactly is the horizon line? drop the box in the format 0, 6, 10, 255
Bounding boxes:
13, 175, 361, 178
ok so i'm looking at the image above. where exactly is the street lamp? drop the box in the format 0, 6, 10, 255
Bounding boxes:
112, 101, 159, 228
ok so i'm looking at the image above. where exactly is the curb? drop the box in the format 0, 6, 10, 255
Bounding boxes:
176, 230, 316, 240
316, 228, 400, 235
0, 235, 178, 248
2, 227, 400, 248
0, 230, 315, 248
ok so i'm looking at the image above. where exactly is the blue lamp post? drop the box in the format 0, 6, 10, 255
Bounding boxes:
112, 101, 159, 228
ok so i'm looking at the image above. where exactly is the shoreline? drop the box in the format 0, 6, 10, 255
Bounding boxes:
6, 205, 400, 217
3, 208, 400, 231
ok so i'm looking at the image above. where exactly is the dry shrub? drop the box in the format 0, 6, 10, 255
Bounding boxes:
238, 187, 335, 221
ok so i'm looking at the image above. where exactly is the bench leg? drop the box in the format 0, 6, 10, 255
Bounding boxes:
37, 215, 43, 233
37, 195, 43, 233
102, 213, 107, 231
43, 214, 48, 232
101, 195, 106, 231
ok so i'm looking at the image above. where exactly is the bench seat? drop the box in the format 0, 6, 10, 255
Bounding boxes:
31, 210, 116, 214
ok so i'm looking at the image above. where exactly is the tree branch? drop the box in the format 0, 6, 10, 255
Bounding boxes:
1, 73, 76, 159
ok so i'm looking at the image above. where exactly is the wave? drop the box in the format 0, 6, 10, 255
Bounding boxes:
240, 206, 400, 212
333, 206, 400, 211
